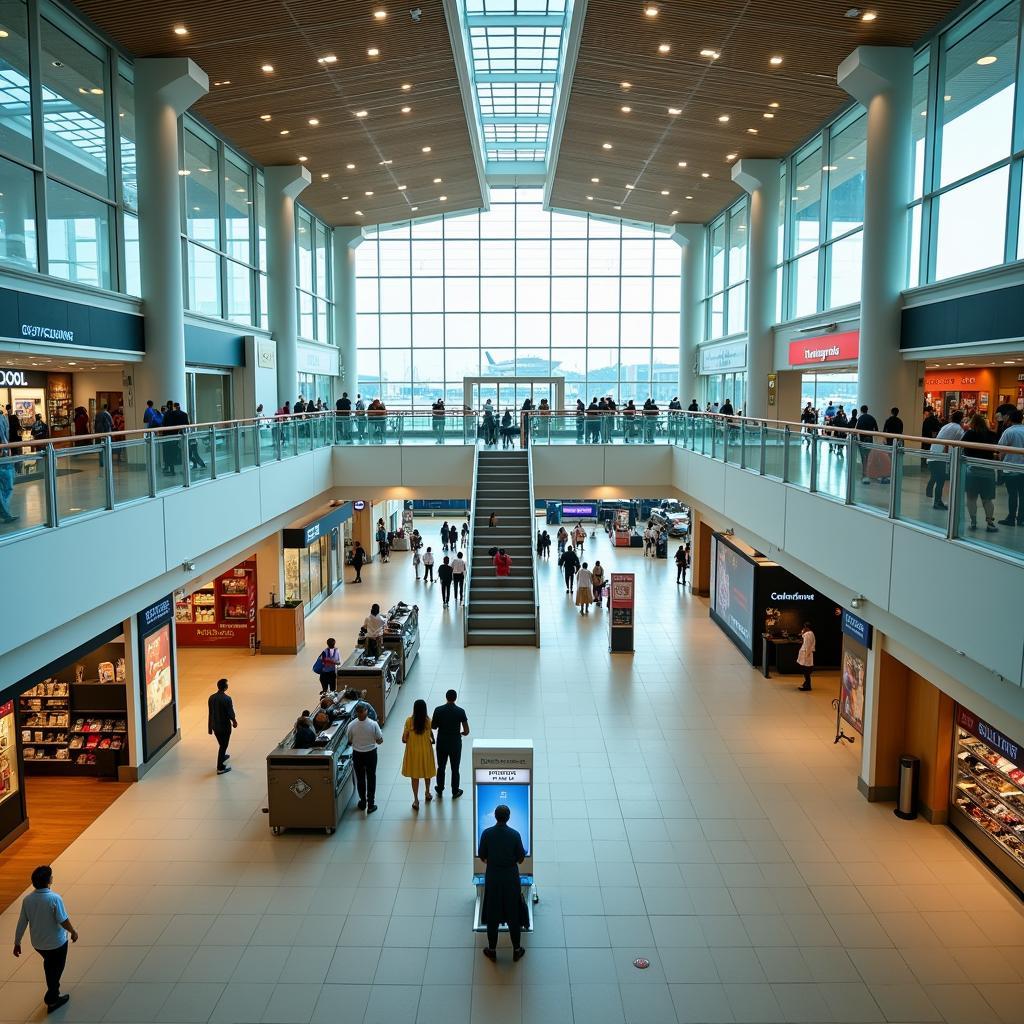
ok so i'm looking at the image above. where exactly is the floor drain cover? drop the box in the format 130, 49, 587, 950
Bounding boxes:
633, 958, 650, 970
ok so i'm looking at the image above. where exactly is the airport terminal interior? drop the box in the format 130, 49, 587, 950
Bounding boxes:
4, 0, 1024, 1021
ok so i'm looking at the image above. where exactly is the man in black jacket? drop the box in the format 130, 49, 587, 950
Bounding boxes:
208, 678, 237, 775
559, 544, 580, 594
336, 392, 352, 443
856, 405, 879, 484
478, 804, 526, 962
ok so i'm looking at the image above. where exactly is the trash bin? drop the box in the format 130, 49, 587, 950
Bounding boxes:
894, 754, 919, 820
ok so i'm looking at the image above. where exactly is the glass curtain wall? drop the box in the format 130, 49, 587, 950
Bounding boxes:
704, 198, 748, 340
777, 108, 867, 319
909, 0, 1022, 285
0, 0, 135, 291
180, 117, 265, 327
355, 188, 681, 409
296, 206, 333, 344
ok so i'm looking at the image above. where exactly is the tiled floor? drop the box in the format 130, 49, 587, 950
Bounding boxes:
2, 519, 1023, 1023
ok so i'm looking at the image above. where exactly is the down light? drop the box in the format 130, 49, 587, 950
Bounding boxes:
213, 80, 230, 86
439, 195, 447, 201
422, 145, 432, 152
602, 142, 613, 149
668, 107, 681, 115
717, 114, 730, 123
620, 81, 632, 89
769, 55, 783, 66
726, 153, 737, 160
346, 163, 356, 169
977, 55, 998, 65
614, 205, 622, 210
586, 194, 594, 200
401, 105, 411, 113
700, 48, 721, 59
365, 190, 374, 196
398, 184, 407, 190
367, 47, 380, 56
178, 169, 190, 176
644, 5, 659, 16
318, 54, 338, 64
321, 173, 330, 179
660, 189, 669, 195
763, 112, 774, 119
260, 113, 272, 121
299, 155, 308, 162
746, 128, 759, 134
677, 160, 687, 168
433, 177, 442, 183
769, 101, 780, 108
621, 105, 632, 113
861, 10, 877, 20
173, 25, 188, 35
373, 8, 387, 18
308, 118, 320, 126
355, 210, 364, 216
261, 64, 274, 73
658, 43, 671, 54
355, 110, 368, 117
402, 83, 412, 90
625, 184, 635, 189
701, 172, 710, 178
279, 129, 290, 135
670, 209, 678, 216
591, 177, 600, 183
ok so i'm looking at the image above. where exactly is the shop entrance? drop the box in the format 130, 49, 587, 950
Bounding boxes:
186, 369, 232, 425
463, 376, 565, 413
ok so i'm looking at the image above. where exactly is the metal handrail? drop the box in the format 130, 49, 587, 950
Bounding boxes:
524, 424, 540, 648
462, 443, 482, 648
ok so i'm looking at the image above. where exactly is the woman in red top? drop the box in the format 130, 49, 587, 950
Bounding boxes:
493, 549, 512, 577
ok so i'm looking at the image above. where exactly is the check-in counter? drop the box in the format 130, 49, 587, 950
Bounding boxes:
336, 648, 401, 724
359, 602, 419, 684
266, 715, 355, 835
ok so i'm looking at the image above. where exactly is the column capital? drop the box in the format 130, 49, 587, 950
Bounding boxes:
333, 225, 364, 250
264, 165, 312, 199
838, 46, 913, 105
731, 159, 778, 195
670, 223, 703, 247
134, 58, 208, 114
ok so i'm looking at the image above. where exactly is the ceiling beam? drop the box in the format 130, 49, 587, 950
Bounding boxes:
543, 0, 587, 212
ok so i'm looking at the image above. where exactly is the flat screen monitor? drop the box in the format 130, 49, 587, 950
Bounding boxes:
711, 535, 755, 656
475, 778, 531, 857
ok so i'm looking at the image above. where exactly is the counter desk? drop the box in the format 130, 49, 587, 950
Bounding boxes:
336, 648, 401, 724
359, 602, 419, 685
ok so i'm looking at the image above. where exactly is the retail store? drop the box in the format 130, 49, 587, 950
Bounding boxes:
176, 557, 258, 648
922, 366, 1024, 421
790, 330, 860, 414
698, 339, 747, 411
0, 368, 74, 440
283, 502, 353, 612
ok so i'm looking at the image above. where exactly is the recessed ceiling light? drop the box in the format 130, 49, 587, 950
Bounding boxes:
625, 184, 635, 189
717, 114, 730, 123
769, 55, 783, 65
279, 129, 289, 135
620, 81, 632, 89
347, 163, 356, 169
89, 87, 103, 94
402, 83, 412, 90
685, 195, 693, 199
700, 48, 720, 59
355, 210, 363, 215
398, 184, 407, 190
365, 190, 374, 196
621, 105, 632, 113
677, 160, 687, 168
260, 113, 272, 121
861, 9, 877, 20
367, 47, 380, 56
342, 195, 349, 200
401, 105, 411, 113
763, 112, 774, 118
591, 177, 600, 183
670, 209, 678, 216
769, 101, 780, 108
660, 189, 669, 195
586, 194, 594, 200
321, 172, 330, 179
658, 43, 671, 54
379, 159, 393, 165
796, 184, 809, 191
0, 31, 10, 39
355, 110, 368, 117
823, 164, 838, 171
261, 64, 274, 73
644, 5, 659, 16
173, 25, 188, 35
308, 118, 320, 126
944, 94, 952, 101
726, 153, 737, 160
299, 155, 308, 161
411, 206, 418, 211
373, 8, 387, 18
439, 195, 447, 201
178, 169, 190, 176
213, 79, 230, 86
668, 106, 681, 115
433, 177, 442, 183
422, 145, 432, 152
614, 205, 622, 210
977, 55, 997, 65
318, 54, 338, 64
602, 142, 613, 149
701, 172, 709, 178
747, 128, 759, 134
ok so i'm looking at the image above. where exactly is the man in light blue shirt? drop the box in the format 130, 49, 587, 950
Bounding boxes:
999, 408, 1024, 526
13, 866, 78, 1012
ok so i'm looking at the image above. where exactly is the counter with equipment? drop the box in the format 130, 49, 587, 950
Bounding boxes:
336, 648, 401, 724
266, 699, 358, 835
358, 602, 419, 684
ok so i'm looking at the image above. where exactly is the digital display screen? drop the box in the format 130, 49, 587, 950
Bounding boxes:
561, 504, 596, 518
476, 782, 530, 857
144, 624, 173, 721
0, 701, 19, 808
712, 536, 755, 654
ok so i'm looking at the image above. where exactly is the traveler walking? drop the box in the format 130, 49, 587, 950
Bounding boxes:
336, 392, 353, 442
423, 546, 435, 583
449, 523, 458, 550
207, 678, 237, 774
488, 512, 497, 528
856, 405, 879, 484
542, 530, 551, 559
572, 522, 586, 553
575, 563, 594, 614
351, 543, 366, 583
998, 408, 1024, 526
461, 521, 469, 547
13, 865, 78, 1013
432, 689, 469, 798
0, 414, 17, 523
478, 805, 526, 962
556, 525, 568, 555
493, 548, 512, 577
346, 702, 382, 813
317, 638, 342, 693
413, 546, 422, 579
376, 523, 388, 561
797, 623, 815, 691
559, 544, 580, 593
591, 559, 605, 608
675, 544, 688, 585
452, 551, 467, 603
440, 521, 450, 552
438, 556, 453, 608
962, 412, 1000, 532
402, 699, 436, 810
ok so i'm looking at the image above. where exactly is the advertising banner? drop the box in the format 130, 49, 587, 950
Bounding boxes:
841, 609, 873, 649
711, 535, 755, 656
143, 626, 172, 721
839, 638, 867, 735
788, 330, 859, 367
137, 595, 177, 761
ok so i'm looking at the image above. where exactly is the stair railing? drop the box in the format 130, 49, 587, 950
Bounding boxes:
525, 440, 541, 647
462, 444, 482, 647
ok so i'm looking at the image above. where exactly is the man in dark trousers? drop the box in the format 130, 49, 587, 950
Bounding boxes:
13, 865, 78, 1013
438, 555, 454, 608
432, 689, 469, 798
478, 805, 526, 962
208, 678, 237, 775
345, 702, 383, 813
559, 544, 580, 594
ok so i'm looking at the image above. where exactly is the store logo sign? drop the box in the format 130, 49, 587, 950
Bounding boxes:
141, 596, 173, 631
0, 370, 28, 386
304, 522, 321, 545
841, 609, 873, 648
957, 706, 1023, 771
770, 591, 814, 601
21, 323, 74, 343
788, 330, 860, 367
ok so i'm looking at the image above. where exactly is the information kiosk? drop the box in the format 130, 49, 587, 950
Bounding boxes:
472, 739, 537, 933
609, 572, 635, 652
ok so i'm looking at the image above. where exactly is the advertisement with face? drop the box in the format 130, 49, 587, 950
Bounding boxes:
840, 643, 866, 735
711, 535, 755, 655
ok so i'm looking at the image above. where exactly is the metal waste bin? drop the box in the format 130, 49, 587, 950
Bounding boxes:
894, 754, 919, 820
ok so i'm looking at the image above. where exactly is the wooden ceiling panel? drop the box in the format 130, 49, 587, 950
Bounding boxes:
550, 0, 963, 225
72, 0, 483, 226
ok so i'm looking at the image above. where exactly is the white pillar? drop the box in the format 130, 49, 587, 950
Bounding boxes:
332, 226, 362, 400
133, 59, 208, 420
731, 159, 780, 419
838, 46, 917, 420
672, 224, 704, 407
264, 166, 312, 408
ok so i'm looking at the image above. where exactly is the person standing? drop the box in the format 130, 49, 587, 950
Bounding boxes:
318, 638, 342, 693
559, 544, 580, 594
336, 392, 352, 442
556, 525, 568, 555
363, 603, 387, 658
591, 559, 606, 608
346, 702, 382, 814
797, 623, 815, 692
929, 410, 964, 510
143, 399, 162, 428
493, 548, 512, 577
461, 520, 470, 548
448, 523, 458, 551
478, 805, 526, 962
351, 543, 366, 583
451, 550, 467, 603
31, 414, 49, 442
575, 562, 594, 615
208, 678, 237, 774
855, 404, 879, 484
413, 546, 422, 580
355, 394, 367, 441
998, 408, 1024, 526
962, 412, 1000, 532
438, 555, 454, 608
674, 544, 688, 586
572, 522, 585, 553
432, 397, 446, 444
422, 546, 435, 583
0, 413, 17, 524
440, 521, 450, 552
13, 865, 78, 1013
432, 689, 469, 798
401, 699, 436, 810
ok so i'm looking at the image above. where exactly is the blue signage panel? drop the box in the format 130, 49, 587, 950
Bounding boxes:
0, 287, 144, 352
841, 609, 873, 649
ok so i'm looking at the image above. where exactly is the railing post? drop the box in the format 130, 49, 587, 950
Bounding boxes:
782, 426, 791, 482
809, 429, 819, 493
759, 423, 767, 476
103, 436, 115, 509
182, 433, 192, 487
146, 432, 158, 497
45, 443, 59, 527
209, 426, 218, 479
845, 431, 856, 504
887, 442, 900, 519
947, 445, 962, 539
274, 421, 283, 461
398, 413, 404, 446
739, 420, 747, 469
255, 422, 264, 466
234, 423, 242, 473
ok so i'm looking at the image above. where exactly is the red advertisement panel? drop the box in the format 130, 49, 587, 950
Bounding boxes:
175, 557, 257, 647
788, 330, 860, 367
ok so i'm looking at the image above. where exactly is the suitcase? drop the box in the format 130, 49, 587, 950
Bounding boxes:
865, 449, 892, 481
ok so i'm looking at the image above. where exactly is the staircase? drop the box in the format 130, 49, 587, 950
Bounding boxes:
465, 449, 539, 646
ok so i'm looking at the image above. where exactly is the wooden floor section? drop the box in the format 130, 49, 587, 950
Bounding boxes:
0, 776, 130, 912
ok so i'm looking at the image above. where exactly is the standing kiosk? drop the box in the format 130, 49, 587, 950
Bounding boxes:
613, 507, 632, 547
472, 739, 537, 933
609, 572, 635, 652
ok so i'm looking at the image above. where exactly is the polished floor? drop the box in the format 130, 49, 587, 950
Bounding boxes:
1, 520, 1023, 1024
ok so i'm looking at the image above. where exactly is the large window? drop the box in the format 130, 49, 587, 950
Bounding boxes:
910, 0, 1022, 285
705, 198, 747, 340
296, 206, 333, 344
777, 108, 866, 319
355, 188, 680, 408
180, 118, 265, 326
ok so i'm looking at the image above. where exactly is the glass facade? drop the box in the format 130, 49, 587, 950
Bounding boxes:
705, 198, 748, 340
355, 188, 681, 409
778, 107, 867, 318
909, 0, 1023, 285
296, 206, 333, 344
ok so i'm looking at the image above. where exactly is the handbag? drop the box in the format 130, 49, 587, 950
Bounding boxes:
312, 652, 325, 675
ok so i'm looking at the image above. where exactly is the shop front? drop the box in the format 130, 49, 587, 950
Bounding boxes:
788, 330, 860, 416
923, 367, 1024, 422
698, 339, 747, 411
0, 368, 73, 440
175, 557, 258, 648
283, 502, 353, 613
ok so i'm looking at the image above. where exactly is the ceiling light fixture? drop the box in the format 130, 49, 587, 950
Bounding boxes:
365, 190, 374, 196
439, 195, 447, 201
670, 209, 678, 216
355, 109, 368, 117
398, 184, 407, 190
586, 194, 594, 200
726, 152, 737, 160
700, 48, 720, 59
90, 87, 103, 94
321, 173, 330, 179
685, 195, 693, 199
422, 145, 432, 152
373, 8, 387, 17
614, 205, 622, 210
701, 172, 709, 178
977, 55, 997, 65
279, 129, 289, 135
355, 210, 364, 216
178, 169, 190, 176
411, 206, 418, 211
260, 113, 272, 121
318, 54, 338, 64
677, 160, 687, 167
620, 81, 632, 89
644, 5, 659, 16
347, 163, 356, 169
621, 105, 632, 113
763, 112, 774, 118
660, 189, 669, 195
668, 106, 681, 115
769, 55, 783, 65
433, 177, 442, 183
602, 142, 613, 149
299, 155, 308, 162
658, 43, 671, 54
213, 79, 230, 86
367, 47, 380, 56
625, 184, 635, 189
261, 63, 274, 73
401, 105, 411, 113
747, 127, 759, 134
173, 25, 188, 35
402, 83, 412, 90
861, 9, 877, 20
823, 164, 838, 171
591, 177, 599, 183
308, 118, 320, 126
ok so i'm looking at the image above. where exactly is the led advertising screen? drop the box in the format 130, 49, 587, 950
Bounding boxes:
711, 535, 756, 657
144, 624, 173, 721
561, 503, 597, 518
475, 768, 531, 857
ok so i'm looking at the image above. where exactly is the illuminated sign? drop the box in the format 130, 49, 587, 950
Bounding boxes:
788, 330, 859, 366
475, 768, 530, 784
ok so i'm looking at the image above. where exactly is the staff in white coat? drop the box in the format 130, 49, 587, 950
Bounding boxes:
797, 623, 815, 692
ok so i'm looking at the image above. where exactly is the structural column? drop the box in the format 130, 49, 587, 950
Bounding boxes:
264, 166, 312, 408
672, 224, 705, 406
838, 47, 917, 419
133, 59, 208, 421
332, 226, 363, 400
731, 159, 779, 419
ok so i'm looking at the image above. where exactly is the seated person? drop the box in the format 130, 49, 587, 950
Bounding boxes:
312, 707, 333, 732
318, 695, 340, 722
342, 688, 379, 721
293, 715, 317, 748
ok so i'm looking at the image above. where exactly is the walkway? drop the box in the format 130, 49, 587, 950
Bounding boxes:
0, 520, 1021, 1023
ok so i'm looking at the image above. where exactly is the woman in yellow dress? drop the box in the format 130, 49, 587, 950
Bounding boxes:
401, 698, 436, 810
